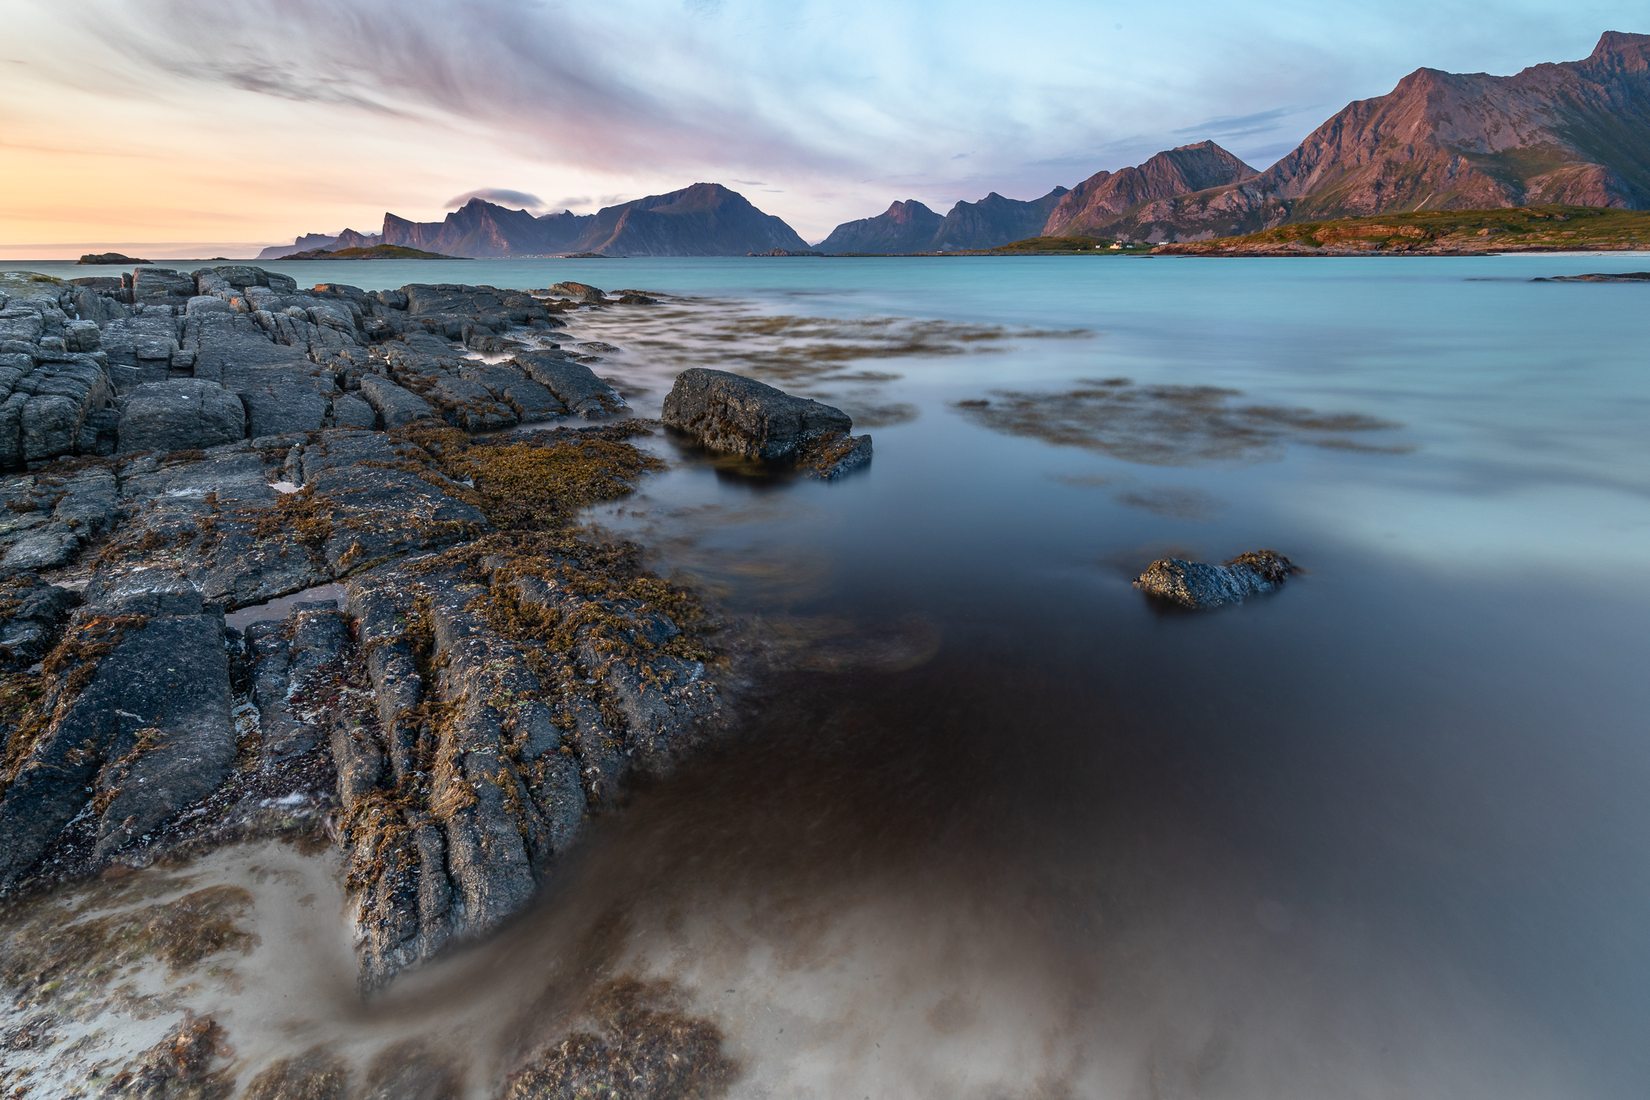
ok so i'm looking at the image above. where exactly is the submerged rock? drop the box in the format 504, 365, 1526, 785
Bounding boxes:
661, 367, 873, 479
1134, 549, 1298, 609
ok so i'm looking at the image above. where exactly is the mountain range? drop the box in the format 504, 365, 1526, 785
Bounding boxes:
259, 183, 808, 259
260, 31, 1650, 257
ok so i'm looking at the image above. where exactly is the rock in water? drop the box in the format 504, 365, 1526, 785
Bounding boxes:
1134, 549, 1298, 609
661, 367, 873, 479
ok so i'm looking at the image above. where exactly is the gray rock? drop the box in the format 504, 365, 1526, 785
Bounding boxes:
0, 574, 79, 667
330, 392, 378, 429
661, 367, 873, 478
247, 604, 351, 764
1134, 550, 1299, 609
513, 352, 626, 418
544, 281, 606, 304
0, 465, 118, 574
117, 378, 247, 453
358, 373, 435, 428
130, 266, 195, 305
0, 575, 235, 886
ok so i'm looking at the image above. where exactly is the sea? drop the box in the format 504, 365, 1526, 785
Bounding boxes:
8, 253, 1650, 1097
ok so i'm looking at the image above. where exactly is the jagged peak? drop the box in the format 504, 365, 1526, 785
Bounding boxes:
1393, 65, 1457, 92
884, 199, 937, 218
1589, 30, 1650, 70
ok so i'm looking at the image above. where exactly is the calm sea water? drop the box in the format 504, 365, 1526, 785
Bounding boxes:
19, 254, 1650, 1096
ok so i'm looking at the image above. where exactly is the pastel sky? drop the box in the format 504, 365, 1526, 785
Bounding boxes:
0, 0, 1641, 256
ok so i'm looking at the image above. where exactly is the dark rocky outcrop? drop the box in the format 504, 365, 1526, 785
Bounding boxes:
0, 265, 729, 995
513, 352, 626, 418
1134, 550, 1299, 609
662, 368, 873, 479
77, 253, 152, 266
1541, 271, 1650, 282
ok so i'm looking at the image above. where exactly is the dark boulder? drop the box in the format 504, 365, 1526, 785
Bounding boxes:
661, 367, 873, 479
1134, 549, 1298, 609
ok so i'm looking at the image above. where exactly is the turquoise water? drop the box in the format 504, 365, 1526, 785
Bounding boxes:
26, 255, 1650, 1095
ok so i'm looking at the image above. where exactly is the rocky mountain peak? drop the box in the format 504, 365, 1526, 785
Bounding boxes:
1588, 30, 1650, 71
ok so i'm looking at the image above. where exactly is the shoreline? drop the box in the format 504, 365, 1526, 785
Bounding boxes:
0, 264, 821, 1093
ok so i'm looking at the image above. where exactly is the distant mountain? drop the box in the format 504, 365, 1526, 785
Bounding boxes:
816, 200, 944, 253
816, 188, 1068, 253
1042, 142, 1257, 237
258, 228, 381, 260
565, 183, 810, 256
264, 183, 807, 259
1115, 30, 1650, 241
930, 188, 1068, 250
258, 233, 344, 260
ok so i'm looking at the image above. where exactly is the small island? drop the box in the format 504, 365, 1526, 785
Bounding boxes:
281, 244, 456, 261
77, 252, 153, 265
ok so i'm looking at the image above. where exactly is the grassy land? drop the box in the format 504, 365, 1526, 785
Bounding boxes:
1156, 206, 1650, 255
285, 244, 455, 260
985, 235, 1151, 255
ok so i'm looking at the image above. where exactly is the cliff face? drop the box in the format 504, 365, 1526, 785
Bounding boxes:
816, 200, 944, 253
1042, 142, 1257, 237
382, 198, 581, 257
1125, 31, 1650, 240
570, 183, 811, 256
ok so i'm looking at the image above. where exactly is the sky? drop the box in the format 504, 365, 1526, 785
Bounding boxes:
0, 0, 1642, 256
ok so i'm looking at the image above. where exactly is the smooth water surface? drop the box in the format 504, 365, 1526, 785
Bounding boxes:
19, 254, 1650, 1096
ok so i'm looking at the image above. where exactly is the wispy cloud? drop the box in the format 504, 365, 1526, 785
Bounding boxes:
444, 188, 549, 212
74, 0, 855, 179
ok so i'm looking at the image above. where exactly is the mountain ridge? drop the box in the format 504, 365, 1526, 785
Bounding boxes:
259, 31, 1650, 257
261, 183, 808, 259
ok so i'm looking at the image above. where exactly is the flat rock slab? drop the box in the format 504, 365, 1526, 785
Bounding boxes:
117, 378, 247, 454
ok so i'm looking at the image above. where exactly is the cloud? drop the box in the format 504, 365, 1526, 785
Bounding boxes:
72, 0, 855, 180
443, 188, 549, 212
1172, 106, 1317, 144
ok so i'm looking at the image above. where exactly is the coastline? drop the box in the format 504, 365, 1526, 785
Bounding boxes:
0, 265, 777, 1092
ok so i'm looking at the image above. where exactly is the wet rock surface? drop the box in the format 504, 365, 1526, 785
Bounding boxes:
0, 267, 725, 993
662, 366, 873, 478
1135, 549, 1299, 609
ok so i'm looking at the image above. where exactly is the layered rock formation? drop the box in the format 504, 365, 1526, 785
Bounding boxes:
821, 32, 1650, 247
1112, 31, 1650, 240
1042, 142, 1258, 238
0, 267, 725, 990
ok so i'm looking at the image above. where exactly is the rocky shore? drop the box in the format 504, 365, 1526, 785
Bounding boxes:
0, 264, 799, 996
